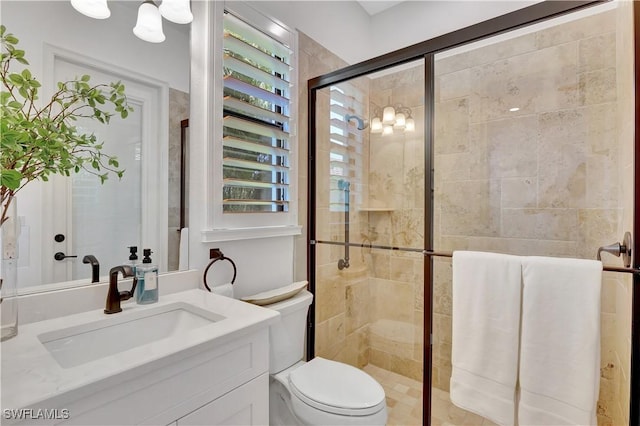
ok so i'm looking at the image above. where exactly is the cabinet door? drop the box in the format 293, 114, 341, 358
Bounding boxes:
177, 374, 268, 426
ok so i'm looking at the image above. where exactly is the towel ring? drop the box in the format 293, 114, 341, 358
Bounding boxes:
203, 250, 237, 292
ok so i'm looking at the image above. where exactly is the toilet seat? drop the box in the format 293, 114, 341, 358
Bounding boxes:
288, 357, 386, 416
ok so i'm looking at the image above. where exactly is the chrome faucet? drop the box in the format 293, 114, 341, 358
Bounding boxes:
104, 265, 137, 314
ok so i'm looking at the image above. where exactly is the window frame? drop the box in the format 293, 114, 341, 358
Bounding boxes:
203, 1, 300, 242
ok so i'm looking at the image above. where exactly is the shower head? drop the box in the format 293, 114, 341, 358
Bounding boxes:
344, 114, 368, 130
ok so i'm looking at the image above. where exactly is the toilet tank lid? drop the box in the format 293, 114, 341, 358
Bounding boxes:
242, 282, 310, 307
257, 288, 313, 314
288, 357, 386, 415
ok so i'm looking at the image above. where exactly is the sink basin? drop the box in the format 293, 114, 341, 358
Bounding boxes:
38, 302, 225, 368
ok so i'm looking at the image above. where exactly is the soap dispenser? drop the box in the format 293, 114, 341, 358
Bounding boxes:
135, 249, 159, 304
127, 246, 139, 272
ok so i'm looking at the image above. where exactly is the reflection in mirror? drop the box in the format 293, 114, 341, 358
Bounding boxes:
1, 1, 190, 292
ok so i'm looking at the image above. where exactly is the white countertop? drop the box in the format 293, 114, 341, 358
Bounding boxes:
1, 289, 279, 411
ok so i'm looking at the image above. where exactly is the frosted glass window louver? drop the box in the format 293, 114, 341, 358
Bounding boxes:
222, 11, 294, 213
370, 103, 414, 135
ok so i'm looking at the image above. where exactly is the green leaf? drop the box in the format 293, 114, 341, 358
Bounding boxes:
0, 29, 132, 190
0, 169, 22, 190
8, 73, 24, 85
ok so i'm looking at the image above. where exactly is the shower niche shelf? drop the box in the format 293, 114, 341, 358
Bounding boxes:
358, 207, 395, 212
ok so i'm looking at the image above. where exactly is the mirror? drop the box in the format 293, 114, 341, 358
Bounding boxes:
2, 1, 190, 291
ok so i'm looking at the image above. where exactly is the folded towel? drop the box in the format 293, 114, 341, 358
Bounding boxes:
519, 256, 602, 426
178, 227, 189, 270
210, 283, 234, 298
450, 251, 522, 426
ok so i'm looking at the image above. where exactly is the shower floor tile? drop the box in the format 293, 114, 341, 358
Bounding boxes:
363, 364, 499, 426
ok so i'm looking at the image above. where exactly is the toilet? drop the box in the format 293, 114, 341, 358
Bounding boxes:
264, 289, 388, 425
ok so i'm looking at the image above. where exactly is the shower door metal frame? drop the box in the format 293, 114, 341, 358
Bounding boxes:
307, 1, 640, 425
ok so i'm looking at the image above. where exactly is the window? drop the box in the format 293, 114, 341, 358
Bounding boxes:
329, 83, 364, 212
222, 10, 292, 213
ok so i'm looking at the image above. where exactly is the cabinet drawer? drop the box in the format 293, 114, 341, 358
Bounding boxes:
177, 374, 268, 426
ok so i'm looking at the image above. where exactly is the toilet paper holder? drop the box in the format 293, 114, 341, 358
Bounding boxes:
597, 231, 633, 268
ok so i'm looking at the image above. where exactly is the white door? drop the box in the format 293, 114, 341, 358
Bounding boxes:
18, 47, 168, 289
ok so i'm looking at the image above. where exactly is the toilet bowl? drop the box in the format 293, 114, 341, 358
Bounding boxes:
262, 289, 388, 426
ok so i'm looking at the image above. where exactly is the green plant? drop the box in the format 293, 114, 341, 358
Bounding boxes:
0, 25, 133, 225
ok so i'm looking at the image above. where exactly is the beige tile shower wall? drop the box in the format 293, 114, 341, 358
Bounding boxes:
433, 8, 629, 422
299, 32, 373, 369
366, 65, 425, 381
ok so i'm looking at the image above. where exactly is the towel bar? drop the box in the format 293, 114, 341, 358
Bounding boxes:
312, 240, 640, 275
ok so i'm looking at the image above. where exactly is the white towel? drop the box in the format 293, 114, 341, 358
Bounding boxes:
519, 256, 602, 426
450, 251, 522, 426
210, 283, 234, 298
178, 227, 189, 270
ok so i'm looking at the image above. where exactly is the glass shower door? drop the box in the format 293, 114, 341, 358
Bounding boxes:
312, 59, 426, 425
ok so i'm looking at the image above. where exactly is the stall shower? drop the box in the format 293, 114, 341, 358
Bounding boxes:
309, 1, 635, 425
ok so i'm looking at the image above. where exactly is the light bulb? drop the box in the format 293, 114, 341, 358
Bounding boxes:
382, 125, 393, 136
404, 117, 415, 132
159, 0, 193, 24
70, 0, 111, 19
382, 106, 395, 124
370, 117, 383, 134
133, 0, 166, 43
393, 112, 406, 129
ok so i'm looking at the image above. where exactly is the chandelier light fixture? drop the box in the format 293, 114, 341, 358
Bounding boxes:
70, 0, 193, 43
370, 102, 415, 136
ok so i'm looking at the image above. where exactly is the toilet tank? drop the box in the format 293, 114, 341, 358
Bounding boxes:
266, 290, 313, 373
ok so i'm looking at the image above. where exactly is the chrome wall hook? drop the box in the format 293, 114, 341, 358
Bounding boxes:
597, 232, 633, 268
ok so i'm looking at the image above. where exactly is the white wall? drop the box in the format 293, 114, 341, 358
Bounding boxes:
245, 1, 373, 64
249, 0, 542, 65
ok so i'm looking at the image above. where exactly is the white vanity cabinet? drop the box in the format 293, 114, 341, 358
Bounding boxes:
61, 330, 270, 426
2, 290, 279, 426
